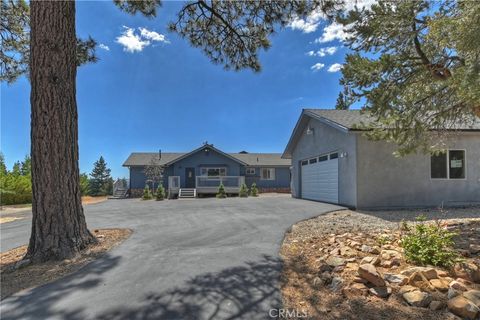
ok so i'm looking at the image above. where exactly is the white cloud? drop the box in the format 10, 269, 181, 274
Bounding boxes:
306, 46, 338, 57
99, 43, 110, 51
116, 26, 169, 53
327, 63, 343, 72
310, 63, 325, 72
314, 22, 351, 43
139, 27, 170, 43
288, 8, 326, 33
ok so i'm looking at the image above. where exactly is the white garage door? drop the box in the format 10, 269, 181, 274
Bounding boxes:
301, 152, 338, 203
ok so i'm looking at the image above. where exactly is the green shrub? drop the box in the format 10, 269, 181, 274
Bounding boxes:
400, 215, 460, 267
216, 183, 227, 199
239, 183, 248, 198
156, 185, 165, 201
142, 185, 153, 200
249, 182, 258, 197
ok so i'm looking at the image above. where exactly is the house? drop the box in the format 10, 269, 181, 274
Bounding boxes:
123, 144, 291, 198
282, 109, 480, 209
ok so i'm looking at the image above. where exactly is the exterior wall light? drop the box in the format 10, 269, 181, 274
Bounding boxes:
306, 126, 314, 135
340, 152, 348, 158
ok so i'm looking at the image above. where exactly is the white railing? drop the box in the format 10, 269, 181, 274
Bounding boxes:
196, 176, 244, 188
168, 176, 180, 190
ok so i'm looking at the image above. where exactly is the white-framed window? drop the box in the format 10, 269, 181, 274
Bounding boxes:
200, 167, 226, 177
246, 168, 256, 175
431, 149, 466, 179
261, 168, 275, 180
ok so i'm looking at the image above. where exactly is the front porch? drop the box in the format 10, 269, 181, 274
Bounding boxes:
168, 176, 245, 198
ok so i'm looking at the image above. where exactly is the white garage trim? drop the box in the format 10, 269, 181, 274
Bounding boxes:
301, 152, 339, 203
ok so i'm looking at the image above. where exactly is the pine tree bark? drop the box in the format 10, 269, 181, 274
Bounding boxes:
26, 1, 96, 262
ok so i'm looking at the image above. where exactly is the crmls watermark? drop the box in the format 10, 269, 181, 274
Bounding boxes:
269, 308, 308, 319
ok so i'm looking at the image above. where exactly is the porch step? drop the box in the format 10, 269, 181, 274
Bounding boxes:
109, 188, 128, 199
179, 188, 196, 198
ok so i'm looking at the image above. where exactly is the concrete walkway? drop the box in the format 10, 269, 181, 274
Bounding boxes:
0, 196, 343, 320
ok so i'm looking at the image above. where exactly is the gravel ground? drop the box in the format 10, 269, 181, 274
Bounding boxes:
290, 207, 480, 238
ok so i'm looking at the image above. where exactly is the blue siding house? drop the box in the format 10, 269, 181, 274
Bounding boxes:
123, 143, 291, 197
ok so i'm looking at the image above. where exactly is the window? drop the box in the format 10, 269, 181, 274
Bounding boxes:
261, 168, 275, 180
318, 155, 328, 162
309, 158, 317, 164
246, 168, 256, 175
301, 160, 308, 166
431, 150, 465, 179
200, 167, 226, 177
329, 152, 338, 160
449, 150, 465, 179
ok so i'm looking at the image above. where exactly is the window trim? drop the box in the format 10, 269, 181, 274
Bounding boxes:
430, 149, 467, 180
246, 168, 256, 175
200, 167, 227, 177
300, 151, 339, 166
260, 168, 276, 180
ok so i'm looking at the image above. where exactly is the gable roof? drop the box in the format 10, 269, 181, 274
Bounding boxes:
123, 145, 290, 167
282, 108, 480, 158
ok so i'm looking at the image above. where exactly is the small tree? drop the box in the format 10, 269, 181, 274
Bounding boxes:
239, 183, 248, 198
216, 183, 227, 199
249, 182, 258, 197
89, 156, 112, 196
142, 185, 153, 200
156, 185, 165, 201
144, 159, 164, 191
79, 173, 90, 196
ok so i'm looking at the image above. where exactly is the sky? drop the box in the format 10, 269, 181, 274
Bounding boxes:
1, 1, 363, 178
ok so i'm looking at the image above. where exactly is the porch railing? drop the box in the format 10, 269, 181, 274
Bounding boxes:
196, 176, 244, 188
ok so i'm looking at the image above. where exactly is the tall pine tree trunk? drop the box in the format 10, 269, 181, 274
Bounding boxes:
26, 1, 96, 262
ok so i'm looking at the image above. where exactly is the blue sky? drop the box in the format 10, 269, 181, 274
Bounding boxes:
1, 1, 355, 178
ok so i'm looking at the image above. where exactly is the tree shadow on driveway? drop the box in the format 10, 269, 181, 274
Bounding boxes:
1, 254, 122, 320
2, 255, 283, 320
97, 255, 283, 320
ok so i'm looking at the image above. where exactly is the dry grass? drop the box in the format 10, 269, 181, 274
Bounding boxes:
0, 228, 132, 300
0, 217, 23, 224
81, 196, 108, 205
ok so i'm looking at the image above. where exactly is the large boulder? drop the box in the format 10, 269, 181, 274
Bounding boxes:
463, 289, 480, 308
358, 264, 386, 287
447, 296, 480, 320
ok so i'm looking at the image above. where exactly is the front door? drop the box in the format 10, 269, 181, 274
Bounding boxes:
185, 167, 196, 188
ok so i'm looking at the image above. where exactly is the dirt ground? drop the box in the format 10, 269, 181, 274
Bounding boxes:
0, 228, 132, 300
280, 209, 480, 320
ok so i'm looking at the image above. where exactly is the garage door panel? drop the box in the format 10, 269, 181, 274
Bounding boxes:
301, 158, 338, 203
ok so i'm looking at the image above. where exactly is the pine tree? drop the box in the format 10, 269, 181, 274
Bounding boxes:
142, 185, 152, 200
239, 183, 248, 198
20, 155, 31, 176
216, 183, 227, 199
250, 182, 258, 197
0, 153, 7, 176
156, 185, 165, 201
89, 156, 112, 196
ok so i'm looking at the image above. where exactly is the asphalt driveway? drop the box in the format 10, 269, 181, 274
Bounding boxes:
0, 195, 343, 320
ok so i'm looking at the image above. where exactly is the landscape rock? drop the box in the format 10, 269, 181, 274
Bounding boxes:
399, 285, 418, 294
358, 264, 386, 287
340, 246, 357, 257
312, 277, 325, 288
361, 244, 373, 253
448, 287, 462, 299
401, 267, 438, 280
15, 259, 31, 270
330, 276, 344, 292
319, 264, 333, 273
429, 300, 445, 311
430, 278, 450, 292
360, 256, 380, 266
453, 262, 480, 283
447, 296, 480, 320
463, 289, 480, 307
402, 290, 432, 308
326, 256, 346, 267
469, 244, 480, 255
380, 249, 402, 261
369, 286, 392, 298
450, 280, 468, 292
384, 273, 408, 285
353, 276, 369, 284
